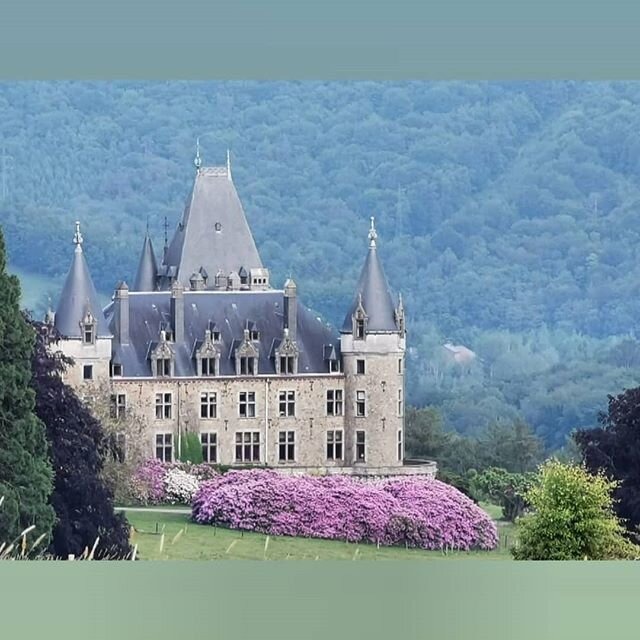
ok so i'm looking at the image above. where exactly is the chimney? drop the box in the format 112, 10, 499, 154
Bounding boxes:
170, 281, 184, 344
284, 278, 297, 342
114, 281, 129, 345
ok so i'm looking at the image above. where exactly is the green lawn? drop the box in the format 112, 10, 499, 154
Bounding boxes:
125, 507, 516, 561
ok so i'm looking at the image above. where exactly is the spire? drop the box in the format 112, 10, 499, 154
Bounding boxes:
54, 221, 106, 338
160, 153, 263, 289
226, 148, 232, 181
73, 220, 83, 253
133, 230, 159, 291
368, 216, 377, 248
341, 219, 397, 333
194, 137, 202, 172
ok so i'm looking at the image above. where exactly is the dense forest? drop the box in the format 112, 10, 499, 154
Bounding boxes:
3, 81, 640, 450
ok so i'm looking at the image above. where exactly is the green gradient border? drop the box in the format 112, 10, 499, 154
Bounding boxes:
2, 2, 640, 639
1, 0, 640, 78
2, 561, 639, 639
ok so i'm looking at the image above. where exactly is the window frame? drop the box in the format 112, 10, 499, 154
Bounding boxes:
238, 391, 256, 418
356, 390, 366, 417
356, 430, 366, 462
235, 431, 261, 463
356, 359, 366, 375
278, 430, 296, 462
155, 392, 173, 420
326, 429, 344, 461
200, 431, 218, 463
278, 390, 296, 417
326, 389, 344, 416
155, 432, 173, 462
83, 364, 93, 380
200, 391, 218, 419
109, 393, 127, 420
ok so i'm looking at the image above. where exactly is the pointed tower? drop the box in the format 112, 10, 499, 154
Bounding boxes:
133, 232, 158, 291
340, 218, 405, 468
53, 221, 112, 386
158, 146, 264, 289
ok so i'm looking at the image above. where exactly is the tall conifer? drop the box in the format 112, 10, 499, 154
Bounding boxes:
0, 228, 55, 542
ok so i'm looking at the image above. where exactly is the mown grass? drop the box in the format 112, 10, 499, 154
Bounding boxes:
125, 506, 516, 561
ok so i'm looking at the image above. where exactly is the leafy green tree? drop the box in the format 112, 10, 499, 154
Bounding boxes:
30, 321, 131, 559
574, 386, 640, 538
0, 229, 55, 542
471, 467, 535, 521
476, 420, 544, 473
512, 461, 637, 560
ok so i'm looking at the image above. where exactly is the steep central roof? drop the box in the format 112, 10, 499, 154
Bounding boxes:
162, 166, 263, 287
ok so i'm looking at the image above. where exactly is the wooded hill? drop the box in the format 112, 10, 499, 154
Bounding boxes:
3, 81, 640, 449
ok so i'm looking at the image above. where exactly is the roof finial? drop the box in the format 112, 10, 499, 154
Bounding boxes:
368, 216, 377, 248
146, 216, 149, 235
163, 216, 169, 259
226, 148, 232, 181
73, 220, 83, 253
194, 137, 202, 172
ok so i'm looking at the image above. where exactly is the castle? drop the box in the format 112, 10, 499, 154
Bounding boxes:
49, 149, 436, 477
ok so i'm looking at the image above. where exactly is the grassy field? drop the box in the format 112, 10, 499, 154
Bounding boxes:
125, 506, 516, 561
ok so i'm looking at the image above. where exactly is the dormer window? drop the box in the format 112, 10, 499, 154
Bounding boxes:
355, 319, 365, 339
239, 356, 256, 375
212, 331, 221, 342
329, 359, 340, 373
157, 357, 171, 377
110, 362, 123, 377
81, 309, 97, 345
250, 330, 259, 341
280, 355, 295, 375
201, 357, 217, 376
352, 293, 367, 339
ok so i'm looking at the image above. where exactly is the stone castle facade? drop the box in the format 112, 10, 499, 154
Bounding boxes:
48, 151, 436, 477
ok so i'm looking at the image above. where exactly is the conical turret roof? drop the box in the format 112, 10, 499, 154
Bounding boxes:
54, 222, 108, 338
341, 219, 397, 333
133, 233, 158, 291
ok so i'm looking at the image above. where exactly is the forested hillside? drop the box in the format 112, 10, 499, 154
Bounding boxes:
3, 81, 640, 449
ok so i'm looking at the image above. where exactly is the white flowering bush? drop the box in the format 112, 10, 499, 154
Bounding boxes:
164, 467, 200, 505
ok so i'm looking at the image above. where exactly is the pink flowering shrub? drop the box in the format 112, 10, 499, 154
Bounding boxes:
131, 459, 218, 505
191, 470, 498, 551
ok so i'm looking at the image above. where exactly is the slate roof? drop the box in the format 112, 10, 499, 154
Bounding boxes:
133, 233, 158, 292
105, 290, 340, 377
161, 166, 263, 288
55, 245, 109, 338
341, 243, 398, 333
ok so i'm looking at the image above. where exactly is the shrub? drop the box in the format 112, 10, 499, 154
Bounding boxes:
471, 467, 535, 521
178, 432, 203, 464
165, 468, 200, 504
513, 461, 639, 560
192, 470, 498, 551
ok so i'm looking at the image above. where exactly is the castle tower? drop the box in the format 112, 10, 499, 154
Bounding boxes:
53, 221, 112, 387
340, 217, 406, 468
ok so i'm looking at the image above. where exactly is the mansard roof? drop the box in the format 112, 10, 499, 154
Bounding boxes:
133, 233, 158, 292
105, 290, 339, 377
55, 229, 108, 338
160, 166, 263, 289
341, 230, 398, 333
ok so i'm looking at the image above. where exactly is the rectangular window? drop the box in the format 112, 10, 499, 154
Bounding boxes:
155, 392, 172, 420
83, 325, 94, 345
397, 388, 404, 417
397, 429, 403, 462
212, 331, 221, 342
109, 433, 126, 463
201, 357, 217, 376
278, 431, 295, 462
200, 392, 217, 419
110, 362, 123, 377
235, 431, 260, 462
109, 393, 127, 419
83, 364, 93, 380
355, 319, 365, 339
240, 357, 256, 375
329, 359, 340, 373
398, 358, 403, 374
155, 433, 172, 462
239, 391, 256, 418
278, 390, 295, 417
326, 430, 343, 461
157, 358, 171, 377
201, 432, 218, 463
356, 390, 366, 417
326, 389, 343, 416
250, 330, 260, 341
356, 430, 366, 462
356, 359, 366, 375
280, 355, 295, 374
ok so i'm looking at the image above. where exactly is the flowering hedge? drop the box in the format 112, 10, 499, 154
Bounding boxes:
191, 470, 498, 551
131, 459, 218, 505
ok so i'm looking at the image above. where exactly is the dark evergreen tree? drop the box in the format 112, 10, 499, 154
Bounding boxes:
30, 320, 132, 559
0, 229, 55, 542
575, 387, 640, 539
